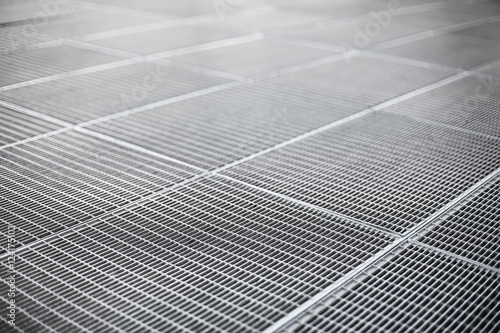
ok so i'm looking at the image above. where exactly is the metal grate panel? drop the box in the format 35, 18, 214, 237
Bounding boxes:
0, 26, 58, 55
222, 112, 500, 234
0, 1, 85, 25
203, 11, 328, 36
262, 55, 451, 111
383, 74, 500, 137
281, 244, 500, 333
89, 23, 253, 55
89, 81, 359, 169
290, 22, 428, 49
454, 21, 500, 42
0, 106, 62, 146
448, 2, 500, 17
34, 12, 162, 39
0, 130, 199, 249
1, 176, 394, 332
169, 39, 336, 77
0, 61, 229, 123
389, 10, 483, 29
418, 177, 500, 269
0, 45, 123, 87
380, 33, 500, 70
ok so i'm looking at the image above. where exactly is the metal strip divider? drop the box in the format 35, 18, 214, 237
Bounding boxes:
0, 66, 480, 259
1, 1, 499, 331
261, 164, 500, 333
0, 0, 493, 95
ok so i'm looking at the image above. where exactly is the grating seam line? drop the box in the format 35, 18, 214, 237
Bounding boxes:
0, 65, 483, 256
0, 292, 64, 333
378, 109, 500, 141
286, 243, 499, 333
0, 80, 242, 151
215, 174, 400, 239
0, 172, 206, 259
0, 32, 261, 93
408, 239, 500, 274
262, 163, 500, 333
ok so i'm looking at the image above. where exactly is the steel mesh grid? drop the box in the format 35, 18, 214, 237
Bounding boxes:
289, 21, 428, 49
382, 74, 500, 138
0, 1, 86, 25
0, 44, 123, 88
281, 244, 500, 333
0, 106, 62, 146
0, 0, 499, 332
1, 176, 394, 332
88, 22, 255, 55
454, 21, 500, 42
262, 55, 451, 111
380, 32, 500, 70
0, 61, 229, 123
168, 39, 336, 77
417, 176, 500, 269
0, 26, 58, 55
222, 112, 500, 234
89, 81, 360, 169
0, 130, 199, 250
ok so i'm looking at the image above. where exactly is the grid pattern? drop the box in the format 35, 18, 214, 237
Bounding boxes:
418, 177, 500, 269
88, 82, 358, 169
1, 0, 500, 332
281, 244, 500, 333
0, 130, 199, 250
223, 112, 500, 234
2, 176, 394, 332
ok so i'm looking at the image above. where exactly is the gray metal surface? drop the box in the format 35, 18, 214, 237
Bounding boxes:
1, 0, 499, 332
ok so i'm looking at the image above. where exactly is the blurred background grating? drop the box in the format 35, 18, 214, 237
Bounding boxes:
0, 106, 62, 146
1, 0, 499, 332
0, 130, 199, 250
0, 62, 230, 123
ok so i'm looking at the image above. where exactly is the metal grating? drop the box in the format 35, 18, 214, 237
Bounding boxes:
280, 244, 500, 333
222, 112, 500, 234
454, 21, 500, 42
169, 39, 336, 77
0, 45, 123, 88
383, 74, 500, 138
1, 0, 500, 332
89, 23, 254, 55
418, 177, 500, 269
0, 130, 199, 249
290, 22, 428, 49
0, 106, 62, 146
1, 176, 394, 332
0, 26, 59, 55
89, 81, 359, 169
262, 55, 451, 111
33, 12, 162, 39
380, 33, 500, 70
0, 61, 229, 123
